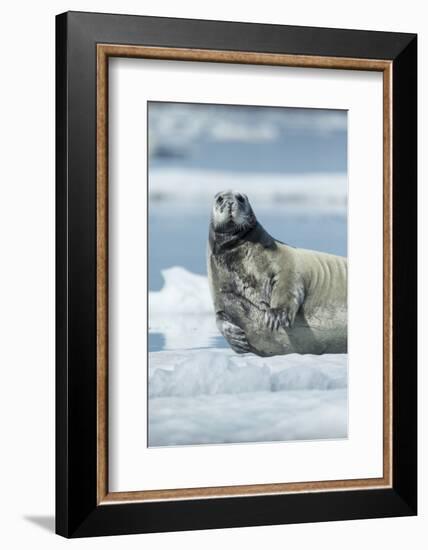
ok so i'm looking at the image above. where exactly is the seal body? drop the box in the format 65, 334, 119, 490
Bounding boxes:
207, 191, 347, 357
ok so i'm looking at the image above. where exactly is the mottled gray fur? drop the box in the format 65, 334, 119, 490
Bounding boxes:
207, 190, 347, 357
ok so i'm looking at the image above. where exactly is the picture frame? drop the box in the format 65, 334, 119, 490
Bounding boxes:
56, 11, 417, 538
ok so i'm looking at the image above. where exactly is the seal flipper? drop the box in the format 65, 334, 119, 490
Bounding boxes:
264, 308, 293, 330
216, 311, 251, 354
260, 274, 302, 331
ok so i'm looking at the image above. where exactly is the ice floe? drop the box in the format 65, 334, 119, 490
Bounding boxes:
148, 267, 348, 446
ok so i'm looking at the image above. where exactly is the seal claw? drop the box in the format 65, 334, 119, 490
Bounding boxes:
264, 307, 291, 331
221, 320, 251, 354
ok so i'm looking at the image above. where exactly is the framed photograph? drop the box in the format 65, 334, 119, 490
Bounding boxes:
56, 11, 417, 538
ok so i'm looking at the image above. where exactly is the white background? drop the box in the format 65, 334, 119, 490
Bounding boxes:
110, 59, 383, 492
0, 0, 425, 548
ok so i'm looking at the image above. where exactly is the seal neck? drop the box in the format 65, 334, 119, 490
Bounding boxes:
209, 221, 275, 255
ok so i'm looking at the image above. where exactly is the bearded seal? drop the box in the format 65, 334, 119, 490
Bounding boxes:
207, 190, 347, 357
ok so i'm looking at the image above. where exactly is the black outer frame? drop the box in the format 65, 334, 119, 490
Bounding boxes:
56, 11, 417, 538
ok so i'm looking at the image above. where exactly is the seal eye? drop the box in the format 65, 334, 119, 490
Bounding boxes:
217, 196, 224, 205
237, 195, 245, 205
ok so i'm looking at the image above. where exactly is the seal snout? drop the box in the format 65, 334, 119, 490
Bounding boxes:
215, 191, 246, 213
212, 190, 255, 234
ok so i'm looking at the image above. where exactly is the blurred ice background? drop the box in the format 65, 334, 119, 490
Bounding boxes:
147, 102, 348, 447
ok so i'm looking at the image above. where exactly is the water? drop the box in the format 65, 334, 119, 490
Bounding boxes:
150, 133, 347, 175
149, 102, 347, 174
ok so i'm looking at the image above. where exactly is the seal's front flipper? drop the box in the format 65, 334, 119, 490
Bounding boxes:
260, 274, 302, 331
216, 313, 250, 354
264, 307, 293, 330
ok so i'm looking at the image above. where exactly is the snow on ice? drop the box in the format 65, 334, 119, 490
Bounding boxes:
148, 267, 348, 446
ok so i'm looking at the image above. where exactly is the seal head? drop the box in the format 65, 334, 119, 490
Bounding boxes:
211, 190, 256, 233
209, 190, 273, 254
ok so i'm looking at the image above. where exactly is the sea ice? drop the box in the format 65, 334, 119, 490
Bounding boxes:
148, 267, 348, 446
149, 348, 348, 446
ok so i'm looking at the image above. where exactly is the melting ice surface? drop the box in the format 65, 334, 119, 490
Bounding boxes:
148, 267, 348, 447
